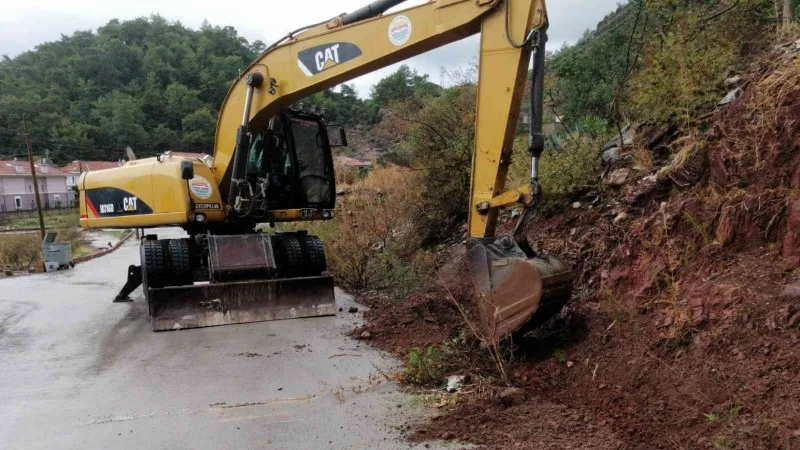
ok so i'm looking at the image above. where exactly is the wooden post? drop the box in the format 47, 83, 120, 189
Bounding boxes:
23, 115, 46, 239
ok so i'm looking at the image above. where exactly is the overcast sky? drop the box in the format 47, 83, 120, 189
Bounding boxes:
0, 0, 624, 97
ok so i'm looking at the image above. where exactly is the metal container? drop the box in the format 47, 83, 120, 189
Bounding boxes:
42, 232, 73, 269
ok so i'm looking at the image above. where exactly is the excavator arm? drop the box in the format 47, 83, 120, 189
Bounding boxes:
212, 0, 547, 239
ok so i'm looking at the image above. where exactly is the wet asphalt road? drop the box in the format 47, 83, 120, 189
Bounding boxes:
0, 228, 429, 450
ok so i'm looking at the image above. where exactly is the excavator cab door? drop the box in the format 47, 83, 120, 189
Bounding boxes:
282, 111, 336, 208
256, 110, 336, 211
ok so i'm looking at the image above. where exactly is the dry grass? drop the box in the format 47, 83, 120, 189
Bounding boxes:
0, 234, 41, 270
632, 145, 655, 172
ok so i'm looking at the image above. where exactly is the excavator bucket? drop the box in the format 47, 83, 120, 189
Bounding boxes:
147, 275, 336, 331
465, 235, 573, 341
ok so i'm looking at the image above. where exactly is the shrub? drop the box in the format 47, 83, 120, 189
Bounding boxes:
0, 234, 41, 270
507, 134, 602, 212
372, 250, 436, 300
405, 346, 444, 384
377, 83, 477, 242
289, 165, 423, 292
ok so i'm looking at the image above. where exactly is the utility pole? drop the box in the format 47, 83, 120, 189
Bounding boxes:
23, 115, 46, 239
783, 0, 794, 26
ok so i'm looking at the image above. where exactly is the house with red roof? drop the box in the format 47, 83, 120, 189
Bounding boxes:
0, 159, 74, 211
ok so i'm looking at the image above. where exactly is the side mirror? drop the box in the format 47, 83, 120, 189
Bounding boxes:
180, 161, 194, 180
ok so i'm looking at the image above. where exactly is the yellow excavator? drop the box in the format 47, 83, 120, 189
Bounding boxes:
79, 0, 573, 336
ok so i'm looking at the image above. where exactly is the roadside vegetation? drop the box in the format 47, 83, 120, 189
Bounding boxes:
0, 212, 78, 230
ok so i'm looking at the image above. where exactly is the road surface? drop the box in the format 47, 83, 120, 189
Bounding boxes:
0, 228, 431, 450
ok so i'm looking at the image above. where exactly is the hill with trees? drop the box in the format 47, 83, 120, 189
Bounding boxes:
0, 16, 384, 164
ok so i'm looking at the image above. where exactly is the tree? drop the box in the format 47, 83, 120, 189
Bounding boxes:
164, 82, 202, 129
370, 65, 440, 107
91, 91, 147, 149
0, 16, 262, 163
181, 108, 217, 151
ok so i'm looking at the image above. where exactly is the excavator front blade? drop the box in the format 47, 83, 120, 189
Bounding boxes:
147, 275, 336, 331
465, 235, 573, 341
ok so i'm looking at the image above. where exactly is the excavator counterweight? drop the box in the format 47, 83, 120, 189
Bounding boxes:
79, 0, 573, 338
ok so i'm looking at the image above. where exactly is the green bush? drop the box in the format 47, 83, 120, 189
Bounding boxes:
405, 346, 445, 384
507, 134, 602, 212
372, 250, 436, 300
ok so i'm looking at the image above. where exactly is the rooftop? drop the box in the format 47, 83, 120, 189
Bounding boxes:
0, 160, 69, 176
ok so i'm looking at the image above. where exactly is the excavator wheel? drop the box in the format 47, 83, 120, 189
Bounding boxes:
141, 240, 168, 315
142, 240, 167, 289
166, 238, 193, 286
298, 235, 327, 276
274, 235, 304, 278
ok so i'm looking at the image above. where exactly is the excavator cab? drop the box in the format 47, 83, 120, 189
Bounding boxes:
246, 110, 337, 213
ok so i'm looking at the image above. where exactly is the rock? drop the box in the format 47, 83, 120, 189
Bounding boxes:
566, 361, 575, 368
511, 209, 521, 219
446, 375, 466, 393
572, 202, 582, 209
719, 87, 743, 106
716, 210, 736, 247
724, 75, 743, 87
637, 125, 670, 149
498, 387, 526, 406
789, 312, 800, 328
604, 168, 630, 187
348, 306, 359, 313
441, 431, 455, 440
602, 124, 635, 150
359, 331, 372, 339
336, 189, 347, 196
602, 147, 621, 164
613, 212, 630, 224
779, 282, 800, 300
624, 175, 659, 205
423, 315, 436, 323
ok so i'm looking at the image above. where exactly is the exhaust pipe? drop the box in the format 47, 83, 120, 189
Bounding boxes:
342, 0, 408, 25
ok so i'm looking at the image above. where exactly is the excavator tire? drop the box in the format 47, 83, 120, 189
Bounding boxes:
142, 240, 167, 289
166, 238, 193, 286
298, 235, 327, 276
275, 235, 304, 278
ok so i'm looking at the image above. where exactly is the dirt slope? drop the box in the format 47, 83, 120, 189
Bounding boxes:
354, 41, 800, 449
